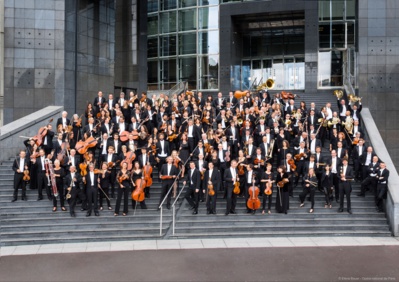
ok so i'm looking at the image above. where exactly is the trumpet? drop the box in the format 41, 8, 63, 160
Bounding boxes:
66, 178, 73, 199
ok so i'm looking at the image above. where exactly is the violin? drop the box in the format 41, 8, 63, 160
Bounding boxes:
132, 178, 146, 202
23, 169, 30, 181
288, 159, 296, 171
79, 152, 90, 177
294, 152, 305, 161
143, 164, 153, 187
123, 151, 136, 171
264, 176, 275, 195
254, 159, 265, 166
247, 178, 261, 211
75, 136, 98, 155
151, 144, 157, 156
167, 133, 179, 142
352, 137, 359, 145
118, 173, 129, 184
119, 131, 130, 142
238, 164, 245, 176
281, 91, 300, 100
208, 182, 215, 196
277, 178, 289, 188
204, 143, 212, 154
30, 151, 40, 159
57, 142, 68, 165
173, 157, 180, 168
75, 115, 83, 127
233, 179, 240, 195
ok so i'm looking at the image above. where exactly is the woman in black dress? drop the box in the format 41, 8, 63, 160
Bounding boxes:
178, 133, 190, 174
98, 162, 112, 211
299, 168, 318, 213
261, 163, 274, 215
85, 102, 94, 125
277, 140, 290, 166
23, 139, 38, 190
275, 165, 290, 214
115, 162, 130, 216
52, 159, 66, 212
131, 161, 147, 209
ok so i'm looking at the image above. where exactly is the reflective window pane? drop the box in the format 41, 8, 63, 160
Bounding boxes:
148, 60, 158, 84
147, 15, 158, 36
161, 11, 177, 33
180, 57, 197, 89
199, 0, 219, 6
161, 58, 177, 84
199, 6, 219, 30
179, 0, 197, 8
318, 51, 343, 87
148, 0, 158, 13
179, 33, 196, 55
199, 55, 219, 90
346, 0, 356, 20
179, 9, 196, 31
161, 0, 177, 11
161, 35, 177, 56
148, 38, 158, 58
198, 30, 219, 54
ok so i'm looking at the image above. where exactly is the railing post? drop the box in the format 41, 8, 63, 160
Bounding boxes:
159, 206, 163, 236
172, 205, 176, 235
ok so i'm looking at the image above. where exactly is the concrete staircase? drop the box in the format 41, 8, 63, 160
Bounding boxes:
0, 91, 391, 247
0, 163, 172, 246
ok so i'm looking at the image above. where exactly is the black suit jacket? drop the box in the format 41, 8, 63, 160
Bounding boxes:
327, 156, 342, 173
109, 140, 122, 155
377, 169, 389, 185
64, 172, 84, 190
85, 171, 99, 189
137, 154, 155, 168
12, 157, 30, 174
56, 118, 71, 128
338, 165, 354, 183
160, 163, 179, 180
156, 140, 170, 157
185, 168, 201, 189
202, 169, 221, 191
223, 167, 238, 187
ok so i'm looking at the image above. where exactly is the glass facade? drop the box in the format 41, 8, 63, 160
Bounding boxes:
318, 0, 356, 88
147, 0, 219, 91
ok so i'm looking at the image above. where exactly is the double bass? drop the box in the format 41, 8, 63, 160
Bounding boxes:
143, 163, 153, 187
247, 178, 261, 211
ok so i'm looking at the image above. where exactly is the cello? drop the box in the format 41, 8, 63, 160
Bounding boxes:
123, 150, 136, 171
143, 163, 153, 187
132, 178, 146, 202
75, 136, 98, 155
247, 177, 261, 211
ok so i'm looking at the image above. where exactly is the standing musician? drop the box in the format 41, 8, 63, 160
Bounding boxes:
183, 161, 201, 215
23, 138, 38, 190
84, 163, 99, 217
276, 165, 290, 214
321, 164, 334, 209
56, 111, 70, 134
195, 153, 208, 202
131, 161, 147, 210
338, 157, 354, 214
358, 155, 379, 197
224, 159, 239, 216
299, 168, 318, 213
64, 166, 85, 217
261, 163, 274, 215
156, 133, 170, 175
203, 161, 220, 215
102, 146, 118, 198
31, 148, 49, 201
245, 164, 259, 214
12, 150, 30, 202
98, 162, 112, 211
115, 161, 131, 216
52, 159, 66, 212
376, 161, 389, 212
158, 156, 178, 210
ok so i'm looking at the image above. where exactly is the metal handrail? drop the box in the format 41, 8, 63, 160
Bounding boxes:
171, 183, 187, 235
158, 144, 199, 236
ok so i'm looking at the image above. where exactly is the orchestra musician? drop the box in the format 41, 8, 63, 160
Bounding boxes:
12, 150, 30, 202
224, 159, 239, 216
158, 156, 178, 210
84, 163, 99, 217
98, 162, 112, 211
261, 163, 274, 215
115, 161, 131, 216
338, 157, 354, 214
299, 168, 318, 213
276, 165, 289, 214
203, 161, 220, 215
183, 161, 201, 215
64, 166, 85, 217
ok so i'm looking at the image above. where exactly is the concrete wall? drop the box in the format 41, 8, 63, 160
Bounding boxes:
0, 106, 63, 161
358, 0, 399, 171
362, 108, 399, 236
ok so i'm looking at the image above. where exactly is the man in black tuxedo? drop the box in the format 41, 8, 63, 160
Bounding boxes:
41, 124, 54, 155
338, 158, 354, 214
158, 156, 178, 209
212, 92, 226, 115
102, 146, 118, 198
244, 164, 259, 214
93, 91, 106, 117
31, 149, 48, 200
66, 149, 80, 173
84, 163, 99, 217
202, 162, 220, 214
327, 150, 342, 203
227, 91, 238, 109
183, 161, 201, 214
156, 133, 170, 174
12, 150, 30, 202
376, 162, 389, 212
224, 159, 239, 216
358, 155, 379, 197
110, 133, 122, 156
360, 146, 376, 181
186, 119, 201, 153
64, 166, 85, 217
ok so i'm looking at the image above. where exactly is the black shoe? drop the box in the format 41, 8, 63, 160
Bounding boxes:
22, 197, 27, 201
71, 213, 76, 217
224, 212, 229, 216
37, 196, 43, 201
48, 196, 52, 201
166, 204, 171, 210
338, 208, 343, 212
252, 210, 256, 215
11, 198, 17, 202
213, 211, 217, 215
347, 210, 352, 214
357, 193, 365, 197
192, 211, 198, 215
86, 212, 91, 217
246, 210, 252, 214
81, 208, 87, 211
230, 210, 236, 214
95, 212, 99, 216
207, 211, 211, 214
